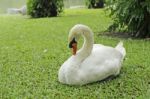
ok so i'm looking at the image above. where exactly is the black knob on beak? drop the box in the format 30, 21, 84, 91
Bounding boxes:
69, 38, 77, 48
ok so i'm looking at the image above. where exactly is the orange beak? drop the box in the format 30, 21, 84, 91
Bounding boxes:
72, 43, 77, 55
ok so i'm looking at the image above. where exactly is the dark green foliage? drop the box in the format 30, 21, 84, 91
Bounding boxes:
86, 0, 105, 8
107, 0, 150, 38
27, 0, 63, 18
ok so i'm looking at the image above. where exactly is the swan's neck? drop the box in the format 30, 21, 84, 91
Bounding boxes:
76, 31, 94, 62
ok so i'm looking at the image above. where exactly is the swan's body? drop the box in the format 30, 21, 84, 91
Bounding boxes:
58, 24, 126, 85
7, 5, 27, 15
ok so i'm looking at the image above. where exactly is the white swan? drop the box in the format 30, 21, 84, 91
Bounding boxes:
7, 5, 27, 15
58, 24, 126, 85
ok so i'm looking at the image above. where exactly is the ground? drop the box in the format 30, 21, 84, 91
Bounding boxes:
0, 9, 150, 99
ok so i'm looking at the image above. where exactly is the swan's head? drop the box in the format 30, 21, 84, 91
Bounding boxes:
68, 24, 93, 55
68, 25, 84, 55
68, 24, 89, 54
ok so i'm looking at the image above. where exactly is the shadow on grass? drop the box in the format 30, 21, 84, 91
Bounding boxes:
98, 31, 150, 40
98, 32, 132, 39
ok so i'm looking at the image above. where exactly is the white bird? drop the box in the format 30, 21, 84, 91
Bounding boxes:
7, 5, 27, 15
58, 24, 126, 85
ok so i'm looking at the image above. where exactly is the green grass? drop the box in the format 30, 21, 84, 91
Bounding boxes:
0, 9, 150, 99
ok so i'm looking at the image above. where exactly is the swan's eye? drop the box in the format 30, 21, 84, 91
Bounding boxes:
69, 38, 77, 48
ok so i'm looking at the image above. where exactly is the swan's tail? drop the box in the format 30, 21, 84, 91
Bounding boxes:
115, 41, 126, 59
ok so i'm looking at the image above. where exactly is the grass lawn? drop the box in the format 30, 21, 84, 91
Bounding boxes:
0, 9, 150, 99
